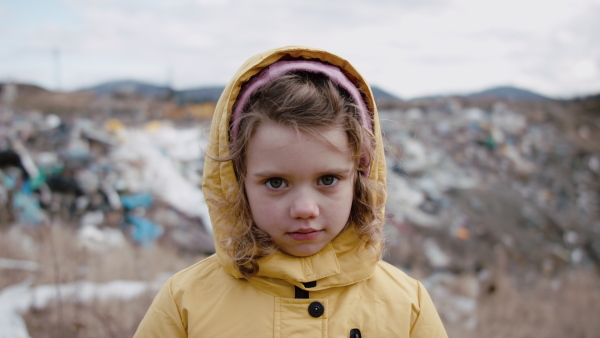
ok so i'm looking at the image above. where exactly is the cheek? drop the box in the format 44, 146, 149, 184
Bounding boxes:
344, 181, 358, 218
244, 185, 260, 212
244, 185, 277, 224
332, 184, 355, 216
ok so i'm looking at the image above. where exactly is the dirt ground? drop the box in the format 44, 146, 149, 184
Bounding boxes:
446, 269, 600, 338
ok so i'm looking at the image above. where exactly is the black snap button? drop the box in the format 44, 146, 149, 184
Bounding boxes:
350, 328, 362, 338
308, 301, 324, 318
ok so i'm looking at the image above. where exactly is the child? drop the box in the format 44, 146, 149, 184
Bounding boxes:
134, 46, 448, 337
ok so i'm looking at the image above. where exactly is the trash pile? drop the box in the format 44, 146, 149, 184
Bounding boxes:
379, 99, 600, 330
0, 86, 214, 254
381, 99, 599, 272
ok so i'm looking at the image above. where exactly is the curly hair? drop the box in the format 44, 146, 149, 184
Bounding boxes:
222, 71, 385, 277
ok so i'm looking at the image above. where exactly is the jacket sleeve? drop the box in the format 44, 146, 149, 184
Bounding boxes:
410, 281, 448, 338
134, 278, 187, 338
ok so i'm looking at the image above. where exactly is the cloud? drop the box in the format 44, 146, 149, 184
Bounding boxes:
1, 0, 598, 98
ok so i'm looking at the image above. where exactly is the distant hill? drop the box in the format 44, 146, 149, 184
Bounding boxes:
14, 80, 556, 104
465, 86, 550, 101
371, 86, 402, 102
79, 80, 403, 104
81, 80, 222, 103
81, 80, 173, 99
176, 86, 225, 104
411, 85, 552, 102
0, 82, 49, 96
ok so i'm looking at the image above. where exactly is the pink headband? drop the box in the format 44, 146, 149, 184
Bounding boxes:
230, 60, 372, 141
230, 59, 373, 176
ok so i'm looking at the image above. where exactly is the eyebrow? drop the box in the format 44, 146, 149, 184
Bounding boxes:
250, 168, 355, 178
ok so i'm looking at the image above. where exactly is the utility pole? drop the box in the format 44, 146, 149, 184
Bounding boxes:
53, 48, 61, 91
166, 66, 175, 101
166, 66, 173, 89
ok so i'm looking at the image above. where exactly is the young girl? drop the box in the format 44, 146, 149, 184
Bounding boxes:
135, 46, 448, 337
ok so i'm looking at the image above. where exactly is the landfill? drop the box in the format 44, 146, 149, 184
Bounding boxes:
380, 98, 599, 276
1, 82, 599, 337
0, 84, 214, 254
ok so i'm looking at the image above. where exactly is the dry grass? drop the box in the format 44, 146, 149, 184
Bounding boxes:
1, 223, 203, 337
1, 224, 201, 284
444, 268, 600, 338
22, 296, 153, 338
2, 224, 599, 337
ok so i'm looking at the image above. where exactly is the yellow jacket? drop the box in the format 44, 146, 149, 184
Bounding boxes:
134, 46, 448, 337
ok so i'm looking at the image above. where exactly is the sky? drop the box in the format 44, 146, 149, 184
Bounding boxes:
0, 0, 599, 99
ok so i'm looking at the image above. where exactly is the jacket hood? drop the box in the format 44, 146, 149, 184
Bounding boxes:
202, 46, 387, 293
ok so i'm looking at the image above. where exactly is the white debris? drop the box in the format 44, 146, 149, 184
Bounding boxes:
400, 139, 429, 174
110, 125, 212, 233
80, 210, 104, 227
0, 278, 160, 338
78, 224, 127, 252
423, 238, 450, 268
0, 278, 34, 338
425, 273, 479, 331
0, 259, 40, 271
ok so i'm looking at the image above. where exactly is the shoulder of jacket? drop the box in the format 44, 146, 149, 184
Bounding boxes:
376, 260, 418, 280
168, 254, 227, 291
371, 260, 421, 294
373, 262, 448, 337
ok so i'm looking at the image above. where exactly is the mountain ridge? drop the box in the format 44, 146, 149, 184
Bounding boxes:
1, 80, 571, 103
410, 85, 552, 102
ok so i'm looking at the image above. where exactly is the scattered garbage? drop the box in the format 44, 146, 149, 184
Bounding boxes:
1, 82, 599, 334
423, 238, 451, 269
12, 189, 46, 225
0, 104, 212, 253
120, 193, 154, 210
125, 214, 163, 247
78, 223, 127, 253
424, 272, 479, 331
380, 99, 600, 277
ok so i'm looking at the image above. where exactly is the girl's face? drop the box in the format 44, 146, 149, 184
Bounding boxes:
244, 121, 355, 257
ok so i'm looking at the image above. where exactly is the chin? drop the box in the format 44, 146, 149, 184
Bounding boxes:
282, 245, 324, 257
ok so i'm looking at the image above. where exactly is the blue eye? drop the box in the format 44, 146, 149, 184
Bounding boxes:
318, 175, 338, 186
266, 178, 287, 189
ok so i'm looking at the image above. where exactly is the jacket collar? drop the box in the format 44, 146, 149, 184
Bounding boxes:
218, 225, 378, 293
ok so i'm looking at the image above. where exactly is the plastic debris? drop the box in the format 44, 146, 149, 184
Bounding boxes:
423, 239, 450, 269
12, 190, 45, 225
78, 224, 127, 252
125, 214, 163, 247
120, 192, 154, 210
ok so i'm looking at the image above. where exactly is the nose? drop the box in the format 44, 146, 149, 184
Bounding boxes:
289, 190, 319, 219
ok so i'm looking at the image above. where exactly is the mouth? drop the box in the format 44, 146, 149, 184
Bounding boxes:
287, 229, 322, 241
